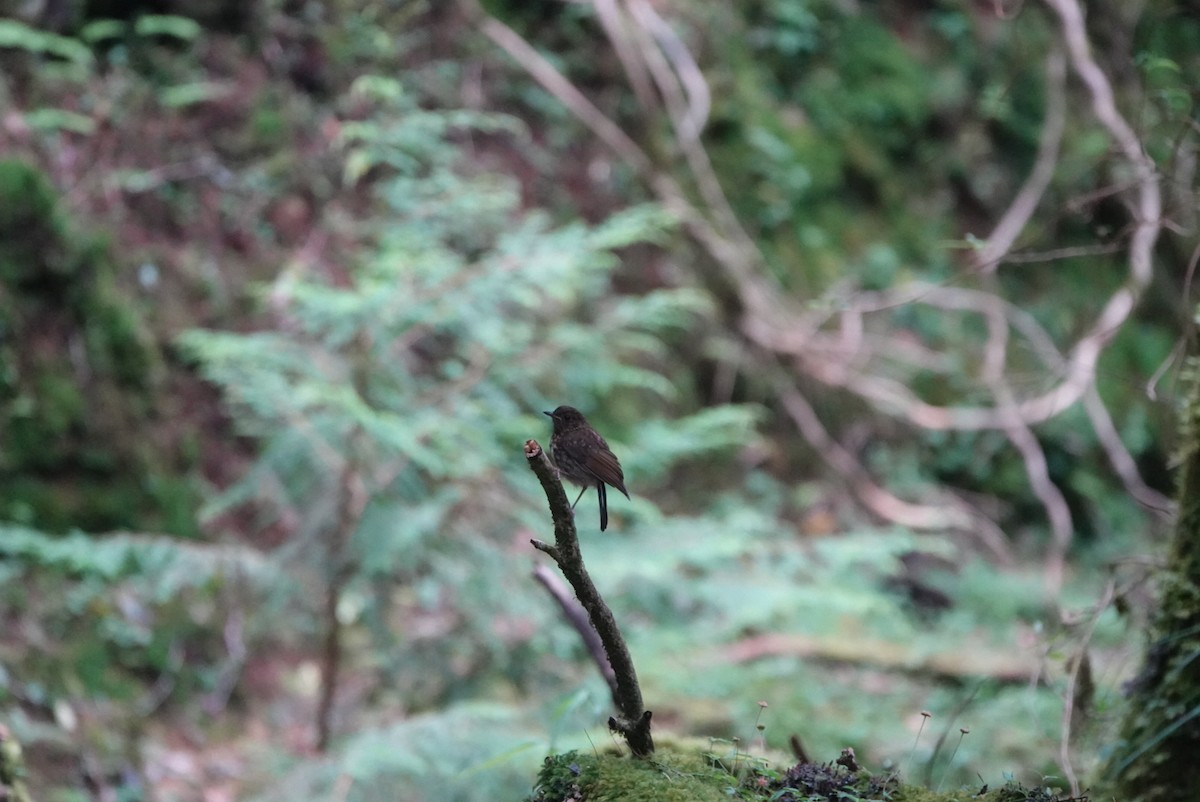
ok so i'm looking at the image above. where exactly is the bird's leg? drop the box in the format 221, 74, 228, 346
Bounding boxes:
570, 486, 587, 510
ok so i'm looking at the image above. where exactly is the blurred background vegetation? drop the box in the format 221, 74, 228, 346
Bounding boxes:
0, 0, 1196, 799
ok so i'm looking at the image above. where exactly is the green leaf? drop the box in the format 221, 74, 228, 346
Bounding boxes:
134, 14, 201, 41
159, 81, 231, 108
0, 20, 93, 66
24, 108, 96, 134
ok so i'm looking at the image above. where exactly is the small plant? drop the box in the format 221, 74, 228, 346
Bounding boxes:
766, 758, 898, 802
936, 727, 971, 793
904, 710, 932, 776
754, 700, 770, 753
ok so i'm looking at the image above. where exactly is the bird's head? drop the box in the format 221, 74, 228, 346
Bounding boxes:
543, 405, 588, 433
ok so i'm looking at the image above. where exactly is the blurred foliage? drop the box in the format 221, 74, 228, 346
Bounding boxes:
0, 1, 1195, 801
178, 73, 761, 715
242, 703, 551, 802
0, 158, 196, 534
0, 523, 278, 793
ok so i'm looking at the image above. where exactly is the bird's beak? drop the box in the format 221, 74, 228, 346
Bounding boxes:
543, 410, 553, 417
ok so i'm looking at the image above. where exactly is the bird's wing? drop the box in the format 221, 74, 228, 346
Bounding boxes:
585, 448, 629, 498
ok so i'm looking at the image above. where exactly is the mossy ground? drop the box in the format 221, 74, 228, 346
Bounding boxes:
529, 747, 1092, 802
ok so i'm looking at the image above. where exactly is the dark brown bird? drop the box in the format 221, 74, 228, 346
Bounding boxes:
544, 405, 629, 531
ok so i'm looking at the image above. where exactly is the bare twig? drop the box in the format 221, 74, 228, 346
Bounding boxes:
775, 379, 1015, 564
592, 0, 657, 113
1083, 387, 1173, 515
473, 6, 652, 174
976, 48, 1067, 273
1058, 578, 1116, 797
992, 375, 1074, 594
626, 0, 710, 142
832, 283, 1171, 520
1000, 242, 1123, 264
533, 562, 619, 698
1040, 0, 1162, 395
976, 301, 1072, 593
316, 451, 368, 752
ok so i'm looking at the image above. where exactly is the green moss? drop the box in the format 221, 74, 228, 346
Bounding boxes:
1100, 366, 1200, 801
530, 748, 1103, 802
1093, 360, 1200, 801
84, 297, 155, 388
0, 159, 70, 289
0, 161, 196, 535
531, 749, 743, 802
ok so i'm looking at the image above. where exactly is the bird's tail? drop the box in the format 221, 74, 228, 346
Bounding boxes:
598, 483, 608, 531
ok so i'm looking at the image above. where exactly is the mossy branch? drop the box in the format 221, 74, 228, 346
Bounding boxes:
524, 438, 654, 757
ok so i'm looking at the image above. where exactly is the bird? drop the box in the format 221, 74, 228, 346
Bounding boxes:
543, 405, 629, 531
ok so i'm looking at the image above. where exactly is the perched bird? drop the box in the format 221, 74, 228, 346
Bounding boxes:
543, 405, 630, 531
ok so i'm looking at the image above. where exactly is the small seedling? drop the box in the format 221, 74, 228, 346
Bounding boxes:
905, 710, 932, 777
754, 701, 769, 754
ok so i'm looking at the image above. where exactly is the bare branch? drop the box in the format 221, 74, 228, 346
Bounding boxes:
776, 381, 1015, 564
1083, 387, 1173, 516
473, 6, 653, 175
1058, 579, 1116, 798
976, 48, 1067, 273
830, 284, 1170, 516
523, 439, 654, 757
533, 563, 619, 698
1043, 0, 1161, 313
1001, 242, 1123, 264
973, 299, 1073, 591
626, 0, 710, 142
991, 379, 1074, 595
592, 0, 657, 113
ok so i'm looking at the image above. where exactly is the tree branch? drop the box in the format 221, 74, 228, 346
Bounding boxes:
975, 48, 1067, 273
524, 439, 654, 757
533, 563, 619, 700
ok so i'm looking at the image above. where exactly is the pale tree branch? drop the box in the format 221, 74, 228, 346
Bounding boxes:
473, 6, 653, 174
1042, 0, 1162, 329
822, 284, 1172, 526
626, 0, 710, 142
1058, 578, 1116, 798
976, 299, 1072, 591
976, 48, 1067, 273
1083, 387, 1173, 515
974, 294, 1070, 583
592, 0, 657, 113
775, 378, 1015, 564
